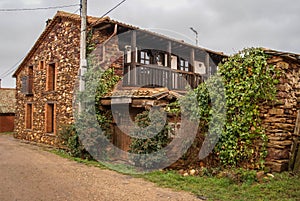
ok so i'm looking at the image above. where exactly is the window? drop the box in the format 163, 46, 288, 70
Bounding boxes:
25, 103, 33, 129
171, 56, 178, 70
21, 66, 34, 95
179, 59, 189, 72
28, 66, 33, 76
140, 50, 151, 65
46, 63, 56, 91
39, 60, 45, 70
155, 53, 165, 66
45, 103, 55, 134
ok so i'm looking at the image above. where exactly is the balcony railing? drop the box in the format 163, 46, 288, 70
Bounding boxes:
123, 65, 202, 90
21, 76, 33, 95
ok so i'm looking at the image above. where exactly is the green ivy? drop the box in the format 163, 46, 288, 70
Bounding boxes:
182, 48, 279, 168
218, 48, 278, 168
74, 58, 121, 160
130, 109, 171, 169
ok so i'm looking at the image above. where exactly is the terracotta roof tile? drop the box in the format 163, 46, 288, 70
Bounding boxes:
105, 87, 183, 100
263, 48, 300, 63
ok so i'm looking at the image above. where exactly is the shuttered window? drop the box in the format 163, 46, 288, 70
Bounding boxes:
25, 103, 33, 129
45, 103, 55, 134
46, 63, 56, 91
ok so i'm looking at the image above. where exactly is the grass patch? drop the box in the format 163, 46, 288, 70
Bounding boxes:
49, 149, 300, 201
49, 149, 106, 169
0, 132, 14, 135
139, 171, 300, 201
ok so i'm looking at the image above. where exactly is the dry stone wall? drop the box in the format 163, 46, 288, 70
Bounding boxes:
260, 56, 300, 172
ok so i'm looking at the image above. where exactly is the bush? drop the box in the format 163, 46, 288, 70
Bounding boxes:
58, 124, 93, 160
130, 108, 171, 169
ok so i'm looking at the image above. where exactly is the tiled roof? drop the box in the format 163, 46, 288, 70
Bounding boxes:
0, 89, 16, 113
13, 11, 109, 77
263, 48, 300, 63
94, 18, 225, 56
13, 11, 226, 77
104, 87, 183, 99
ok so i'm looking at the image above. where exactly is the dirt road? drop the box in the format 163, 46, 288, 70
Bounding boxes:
0, 134, 201, 201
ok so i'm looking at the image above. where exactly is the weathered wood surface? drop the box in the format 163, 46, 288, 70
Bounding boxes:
289, 111, 300, 173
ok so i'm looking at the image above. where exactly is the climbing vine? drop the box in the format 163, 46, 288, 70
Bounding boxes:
130, 109, 171, 169
74, 60, 120, 160
218, 48, 279, 168
182, 48, 279, 168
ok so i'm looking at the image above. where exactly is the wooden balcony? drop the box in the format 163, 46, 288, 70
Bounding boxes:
123, 65, 202, 90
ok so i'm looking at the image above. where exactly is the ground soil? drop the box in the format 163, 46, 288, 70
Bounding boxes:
0, 134, 201, 201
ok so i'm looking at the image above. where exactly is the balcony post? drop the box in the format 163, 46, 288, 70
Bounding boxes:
167, 41, 172, 89
190, 48, 195, 88
205, 53, 210, 77
131, 30, 137, 85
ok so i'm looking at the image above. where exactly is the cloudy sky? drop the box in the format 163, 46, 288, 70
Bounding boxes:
0, 0, 299, 88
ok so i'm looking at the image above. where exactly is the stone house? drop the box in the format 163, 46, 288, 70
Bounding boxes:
14, 11, 300, 172
13, 11, 224, 147
0, 85, 16, 133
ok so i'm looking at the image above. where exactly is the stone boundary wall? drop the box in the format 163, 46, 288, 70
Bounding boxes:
260, 56, 300, 172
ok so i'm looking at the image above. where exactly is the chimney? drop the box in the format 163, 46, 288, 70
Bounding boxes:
46, 19, 52, 27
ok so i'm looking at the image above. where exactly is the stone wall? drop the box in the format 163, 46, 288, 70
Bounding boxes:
260, 56, 300, 172
14, 16, 114, 146
89, 29, 124, 76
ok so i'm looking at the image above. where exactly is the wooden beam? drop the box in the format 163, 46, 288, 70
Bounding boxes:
167, 41, 172, 67
289, 110, 300, 172
190, 48, 195, 88
294, 110, 300, 136
205, 53, 210, 76
131, 30, 137, 85
190, 48, 195, 72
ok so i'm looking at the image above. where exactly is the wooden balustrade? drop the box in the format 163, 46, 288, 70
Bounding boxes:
123, 64, 202, 90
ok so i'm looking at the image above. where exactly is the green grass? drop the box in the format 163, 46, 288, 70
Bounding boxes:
0, 132, 14, 135
49, 149, 300, 201
49, 149, 106, 169
139, 171, 300, 201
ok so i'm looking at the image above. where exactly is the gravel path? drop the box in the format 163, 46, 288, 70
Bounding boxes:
0, 134, 201, 201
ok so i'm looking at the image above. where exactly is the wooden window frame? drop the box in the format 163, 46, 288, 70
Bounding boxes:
39, 60, 45, 70
139, 50, 151, 65
45, 103, 56, 134
178, 58, 190, 72
25, 103, 33, 130
46, 62, 56, 91
155, 52, 165, 66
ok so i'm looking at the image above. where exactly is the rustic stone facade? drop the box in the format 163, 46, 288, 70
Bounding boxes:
260, 52, 300, 172
13, 12, 112, 145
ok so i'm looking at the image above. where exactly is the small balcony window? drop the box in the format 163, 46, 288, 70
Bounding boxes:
140, 50, 151, 65
179, 58, 189, 72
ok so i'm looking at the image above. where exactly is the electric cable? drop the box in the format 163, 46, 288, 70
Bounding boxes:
0, 4, 80, 12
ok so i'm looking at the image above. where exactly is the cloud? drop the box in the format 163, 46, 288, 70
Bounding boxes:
0, 0, 299, 87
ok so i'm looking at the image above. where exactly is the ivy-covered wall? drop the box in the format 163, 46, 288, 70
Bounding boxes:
169, 48, 299, 172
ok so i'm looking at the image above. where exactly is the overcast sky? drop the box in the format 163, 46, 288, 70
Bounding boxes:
0, 0, 299, 88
